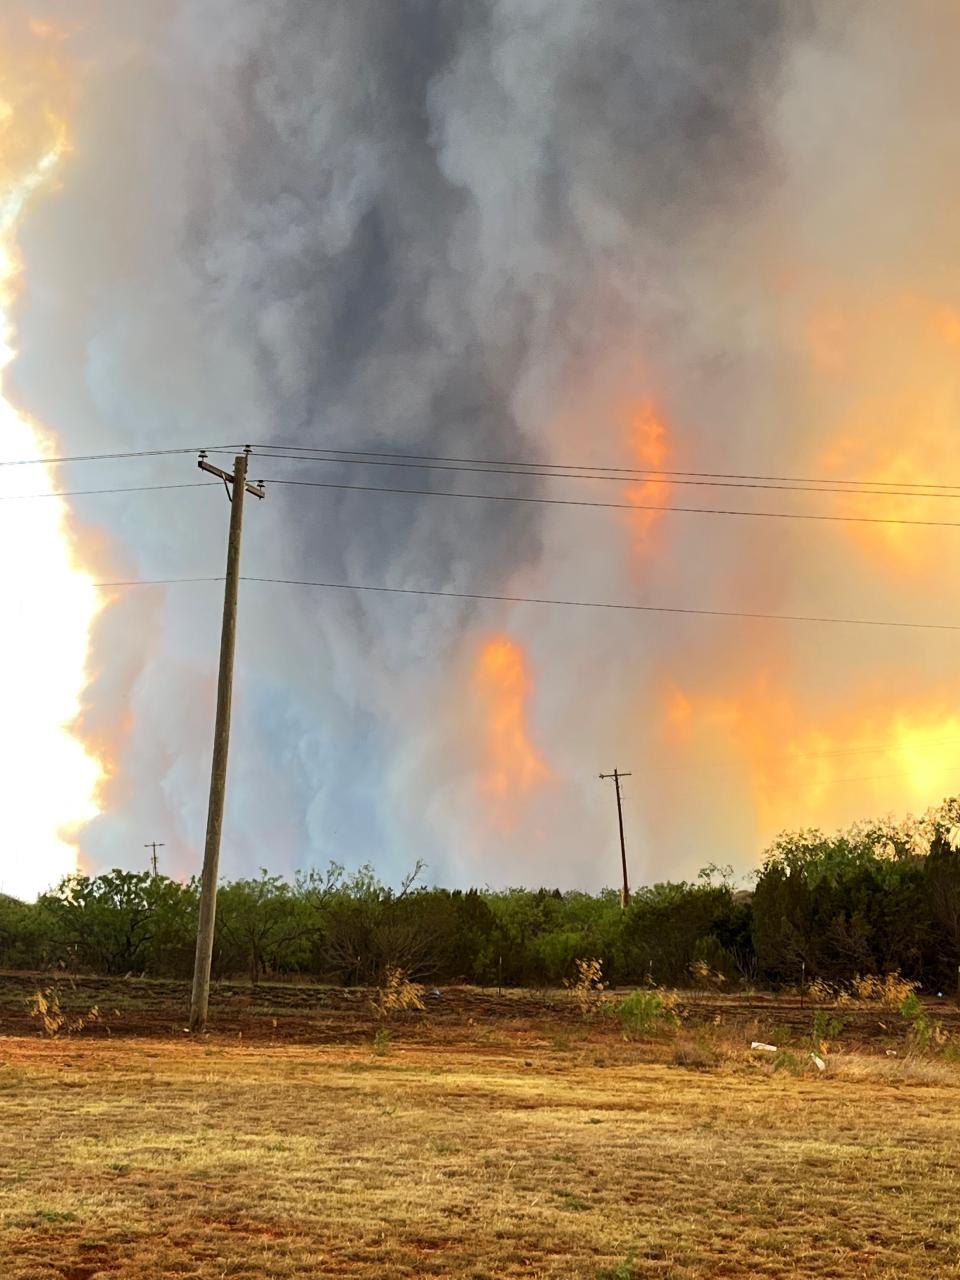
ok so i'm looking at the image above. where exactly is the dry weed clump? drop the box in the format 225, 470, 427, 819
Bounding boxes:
805, 971, 920, 1010
688, 959, 727, 992
797, 978, 954, 1061
806, 976, 836, 1003
566, 958, 607, 1015
830, 1052, 960, 1088
671, 1034, 721, 1070
851, 972, 920, 1008
28, 987, 99, 1038
373, 966, 425, 1016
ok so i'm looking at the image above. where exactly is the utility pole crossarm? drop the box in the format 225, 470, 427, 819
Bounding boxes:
144, 842, 165, 877
599, 768, 633, 909
198, 451, 266, 500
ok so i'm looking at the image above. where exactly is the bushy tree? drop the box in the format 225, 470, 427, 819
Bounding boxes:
0, 893, 51, 970
215, 871, 314, 983
5, 796, 953, 993
753, 799, 960, 986
618, 878, 740, 987
924, 835, 960, 990
315, 861, 452, 984
39, 872, 195, 975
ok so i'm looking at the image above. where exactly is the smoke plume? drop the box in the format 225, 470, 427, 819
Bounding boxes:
8, 1, 960, 893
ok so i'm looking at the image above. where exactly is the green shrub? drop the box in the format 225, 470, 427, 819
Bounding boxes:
899, 992, 922, 1020
609, 989, 679, 1039
772, 1049, 803, 1075
596, 1249, 637, 1279
811, 1010, 846, 1053
900, 993, 949, 1054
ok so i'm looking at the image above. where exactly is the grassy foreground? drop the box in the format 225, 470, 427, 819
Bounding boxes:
1, 1029, 959, 1279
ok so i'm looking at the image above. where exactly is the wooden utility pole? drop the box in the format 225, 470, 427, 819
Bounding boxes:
599, 768, 632, 908
189, 449, 265, 1033
144, 842, 165, 877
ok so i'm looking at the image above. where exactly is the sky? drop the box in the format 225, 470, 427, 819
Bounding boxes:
4, 0, 960, 900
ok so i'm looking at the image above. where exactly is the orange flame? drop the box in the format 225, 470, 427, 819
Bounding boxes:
471, 635, 550, 828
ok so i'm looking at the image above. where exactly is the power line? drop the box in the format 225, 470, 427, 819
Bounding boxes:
93, 577, 225, 588
73, 573, 960, 633
264, 476, 960, 530
253, 442, 960, 497
0, 444, 241, 468
10, 472, 960, 531
236, 576, 960, 633
6, 436, 960, 499
9, 472, 960, 530
257, 450, 960, 501
0, 481, 219, 501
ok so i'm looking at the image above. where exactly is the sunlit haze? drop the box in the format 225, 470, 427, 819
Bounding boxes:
0, 78, 102, 899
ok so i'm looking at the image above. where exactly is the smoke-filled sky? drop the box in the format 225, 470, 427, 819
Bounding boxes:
5, 0, 960, 899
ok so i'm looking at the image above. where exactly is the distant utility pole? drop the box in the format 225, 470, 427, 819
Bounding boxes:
189, 448, 265, 1033
599, 768, 632, 909
144, 842, 165, 877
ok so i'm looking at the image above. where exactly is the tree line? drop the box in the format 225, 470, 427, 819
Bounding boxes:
2, 800, 958, 991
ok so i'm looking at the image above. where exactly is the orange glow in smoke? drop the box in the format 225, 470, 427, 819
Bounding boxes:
471, 635, 550, 828
629, 274, 960, 858
807, 292, 960, 575
659, 674, 960, 840
805, 305, 849, 373
624, 399, 672, 554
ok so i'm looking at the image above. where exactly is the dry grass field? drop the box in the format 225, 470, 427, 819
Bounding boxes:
2, 983, 960, 1278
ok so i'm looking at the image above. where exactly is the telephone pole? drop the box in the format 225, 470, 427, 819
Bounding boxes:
144, 842, 165, 877
189, 448, 265, 1033
599, 768, 632, 908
